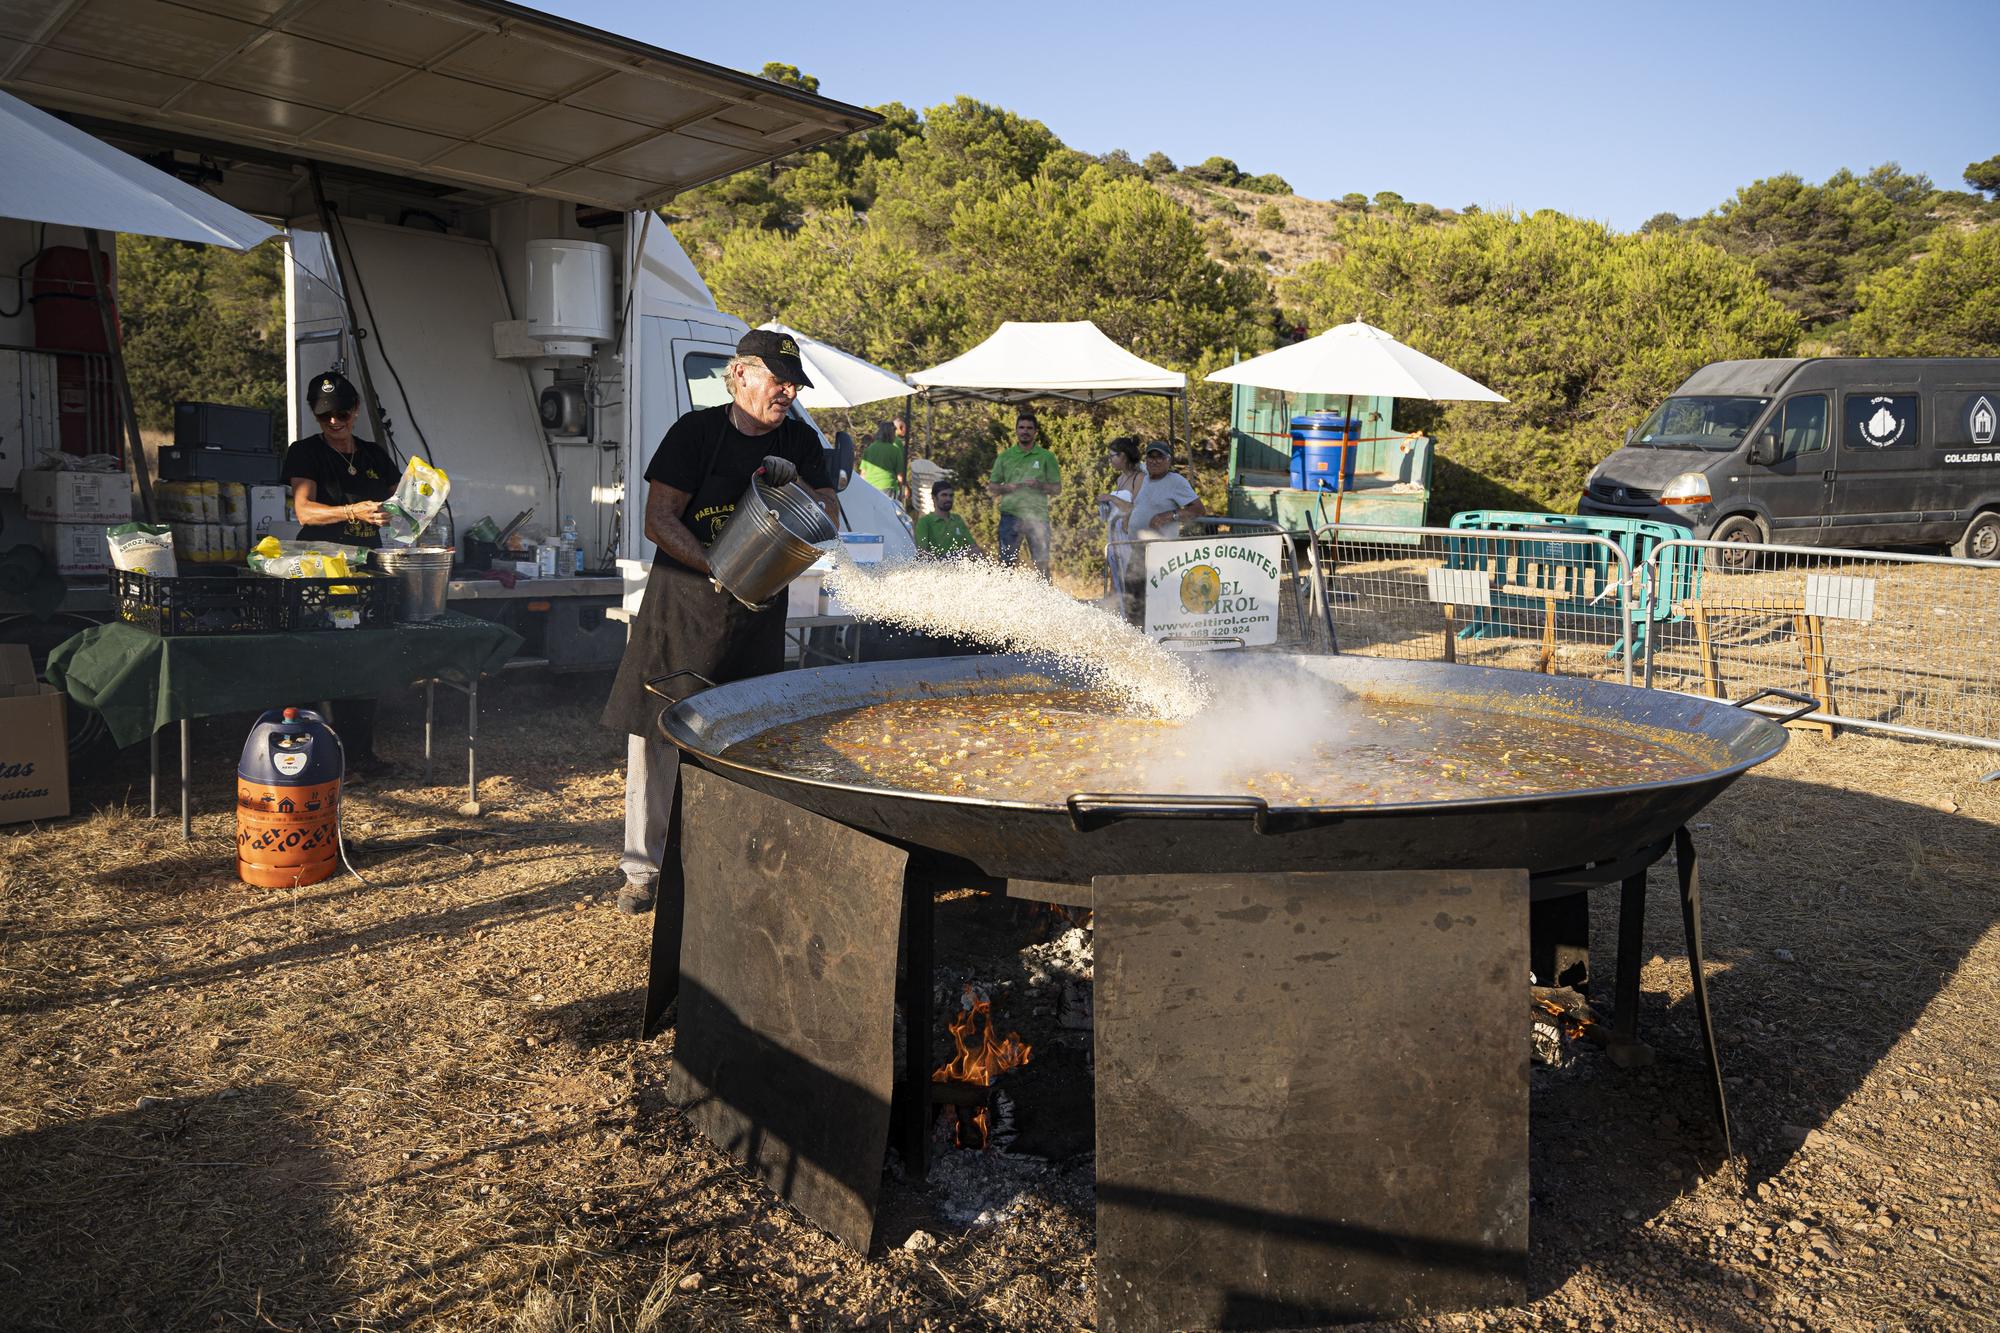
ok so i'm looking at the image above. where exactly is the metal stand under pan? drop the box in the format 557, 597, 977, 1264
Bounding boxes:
641, 771, 1731, 1331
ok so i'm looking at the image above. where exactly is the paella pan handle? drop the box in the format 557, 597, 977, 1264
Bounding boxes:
644, 670, 719, 705
1065, 793, 1343, 836
1728, 686, 1818, 726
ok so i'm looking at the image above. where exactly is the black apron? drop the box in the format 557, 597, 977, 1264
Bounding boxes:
601, 448, 792, 739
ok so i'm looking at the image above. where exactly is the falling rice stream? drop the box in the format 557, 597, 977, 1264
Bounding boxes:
820, 554, 1210, 720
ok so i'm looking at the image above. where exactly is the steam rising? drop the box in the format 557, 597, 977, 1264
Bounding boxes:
821, 556, 1209, 719
1136, 655, 1359, 793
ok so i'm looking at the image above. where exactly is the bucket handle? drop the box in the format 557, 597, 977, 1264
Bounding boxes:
644, 670, 718, 705
1066, 792, 1343, 835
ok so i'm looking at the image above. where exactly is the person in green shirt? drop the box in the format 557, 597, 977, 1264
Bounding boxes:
856, 416, 907, 502
913, 481, 977, 557
986, 410, 1061, 576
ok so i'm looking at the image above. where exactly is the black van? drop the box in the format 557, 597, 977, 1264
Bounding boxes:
1578, 358, 2000, 562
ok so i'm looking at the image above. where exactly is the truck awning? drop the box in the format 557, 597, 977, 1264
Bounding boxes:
0, 87, 276, 248
0, 0, 881, 210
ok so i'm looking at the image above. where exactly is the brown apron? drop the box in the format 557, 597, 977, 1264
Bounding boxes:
600, 560, 788, 739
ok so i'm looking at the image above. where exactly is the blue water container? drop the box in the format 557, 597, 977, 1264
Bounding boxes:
1288, 412, 1359, 492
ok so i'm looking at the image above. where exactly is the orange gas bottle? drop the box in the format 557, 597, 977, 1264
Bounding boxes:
236, 707, 342, 888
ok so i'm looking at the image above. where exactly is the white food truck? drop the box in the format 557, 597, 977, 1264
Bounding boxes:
1, 0, 912, 683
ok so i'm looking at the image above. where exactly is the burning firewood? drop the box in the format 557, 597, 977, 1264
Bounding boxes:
931, 987, 1032, 1150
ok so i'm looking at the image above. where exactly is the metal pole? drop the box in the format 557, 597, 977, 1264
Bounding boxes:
149, 727, 158, 818
84, 230, 157, 523
179, 717, 191, 841
423, 679, 434, 785
464, 676, 479, 814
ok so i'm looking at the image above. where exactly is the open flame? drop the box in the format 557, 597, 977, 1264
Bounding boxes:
1534, 995, 1608, 1046
932, 987, 1032, 1149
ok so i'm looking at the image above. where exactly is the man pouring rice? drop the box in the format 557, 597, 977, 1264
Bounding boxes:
602, 330, 837, 915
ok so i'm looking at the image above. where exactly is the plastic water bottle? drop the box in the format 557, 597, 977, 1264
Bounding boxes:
558, 515, 580, 576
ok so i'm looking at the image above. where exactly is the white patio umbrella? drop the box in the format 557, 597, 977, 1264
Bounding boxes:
757, 321, 914, 410
0, 89, 276, 249
1207, 320, 1506, 522
1206, 319, 1505, 401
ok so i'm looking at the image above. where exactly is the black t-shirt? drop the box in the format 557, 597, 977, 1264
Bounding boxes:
281, 433, 397, 547
643, 405, 830, 546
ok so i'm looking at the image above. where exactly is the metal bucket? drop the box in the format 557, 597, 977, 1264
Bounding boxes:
374, 546, 453, 622
706, 479, 835, 609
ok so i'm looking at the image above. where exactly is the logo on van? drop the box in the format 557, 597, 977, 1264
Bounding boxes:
1858, 397, 1906, 449
1973, 396, 1997, 447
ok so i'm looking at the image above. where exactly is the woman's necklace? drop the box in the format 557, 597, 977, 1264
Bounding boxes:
328, 435, 357, 476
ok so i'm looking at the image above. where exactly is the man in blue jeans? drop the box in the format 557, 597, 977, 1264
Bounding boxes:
987, 410, 1062, 577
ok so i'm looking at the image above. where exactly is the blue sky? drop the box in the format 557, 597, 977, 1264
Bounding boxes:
539, 0, 2000, 230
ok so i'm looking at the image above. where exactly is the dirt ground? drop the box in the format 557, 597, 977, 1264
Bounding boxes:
3, 667, 1998, 1332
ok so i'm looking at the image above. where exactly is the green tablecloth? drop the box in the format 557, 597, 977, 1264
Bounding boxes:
45, 612, 522, 748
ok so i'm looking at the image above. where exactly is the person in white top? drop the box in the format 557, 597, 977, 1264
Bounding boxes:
1121, 442, 1206, 622
1099, 436, 1145, 617
1128, 442, 1204, 538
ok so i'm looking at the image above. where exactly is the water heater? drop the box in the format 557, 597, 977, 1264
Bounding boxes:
523, 239, 613, 357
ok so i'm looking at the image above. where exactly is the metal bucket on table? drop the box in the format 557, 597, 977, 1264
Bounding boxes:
374, 546, 453, 622
706, 479, 836, 609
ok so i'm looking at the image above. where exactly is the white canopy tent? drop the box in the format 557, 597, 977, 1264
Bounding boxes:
756, 322, 914, 411
0, 89, 276, 250
910, 321, 1185, 404
908, 319, 1189, 457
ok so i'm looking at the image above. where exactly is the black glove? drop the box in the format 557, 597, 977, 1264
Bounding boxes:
759, 455, 799, 487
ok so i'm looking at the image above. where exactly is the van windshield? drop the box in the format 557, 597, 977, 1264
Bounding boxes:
1634, 396, 1769, 451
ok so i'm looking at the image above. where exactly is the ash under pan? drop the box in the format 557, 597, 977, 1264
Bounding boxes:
660, 652, 1790, 884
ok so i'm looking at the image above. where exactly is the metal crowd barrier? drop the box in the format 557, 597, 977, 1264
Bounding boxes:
1638, 539, 2000, 753
1113, 519, 2000, 763
1308, 522, 1637, 685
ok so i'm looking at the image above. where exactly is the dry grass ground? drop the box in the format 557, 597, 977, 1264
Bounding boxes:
3, 662, 1998, 1331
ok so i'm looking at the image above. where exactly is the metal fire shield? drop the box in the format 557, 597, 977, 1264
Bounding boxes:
667, 768, 908, 1252
1093, 868, 1530, 1331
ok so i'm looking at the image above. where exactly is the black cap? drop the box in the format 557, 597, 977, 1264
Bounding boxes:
308, 371, 359, 416
736, 330, 813, 388
1144, 441, 1171, 458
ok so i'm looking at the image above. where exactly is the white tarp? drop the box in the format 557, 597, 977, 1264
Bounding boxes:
0, 89, 275, 250
1207, 320, 1506, 402
758, 321, 913, 410
909, 321, 1185, 403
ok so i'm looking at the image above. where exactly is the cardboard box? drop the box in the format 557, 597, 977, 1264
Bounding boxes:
0, 644, 69, 825
37, 522, 111, 576
20, 468, 131, 523
248, 485, 291, 541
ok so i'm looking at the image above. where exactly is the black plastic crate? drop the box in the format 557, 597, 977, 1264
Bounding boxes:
114, 569, 400, 635
287, 574, 398, 631
174, 401, 274, 452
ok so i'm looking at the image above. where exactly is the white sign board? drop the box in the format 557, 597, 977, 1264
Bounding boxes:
1143, 534, 1284, 649
1803, 573, 1876, 623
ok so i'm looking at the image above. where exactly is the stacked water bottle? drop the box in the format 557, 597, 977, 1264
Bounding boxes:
557, 515, 586, 577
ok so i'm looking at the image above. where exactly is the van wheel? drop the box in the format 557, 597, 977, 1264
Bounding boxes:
1710, 516, 1765, 571
1953, 511, 2000, 562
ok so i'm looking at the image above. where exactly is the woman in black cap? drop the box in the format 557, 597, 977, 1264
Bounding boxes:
281, 372, 398, 775
283, 372, 395, 545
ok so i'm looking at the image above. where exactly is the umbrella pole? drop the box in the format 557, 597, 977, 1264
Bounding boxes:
85, 229, 157, 524
1331, 392, 1354, 527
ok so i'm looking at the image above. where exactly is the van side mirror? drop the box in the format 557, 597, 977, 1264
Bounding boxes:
1747, 429, 1776, 467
